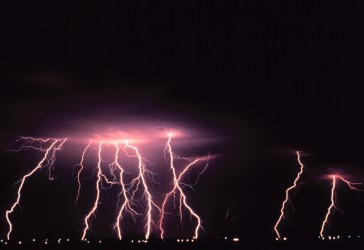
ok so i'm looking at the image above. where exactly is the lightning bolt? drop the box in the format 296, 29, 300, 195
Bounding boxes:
273, 151, 305, 240
124, 142, 160, 240
81, 142, 103, 240
4, 133, 211, 240
5, 138, 67, 240
112, 143, 139, 240
319, 175, 337, 240
75, 140, 93, 203
319, 175, 363, 240
159, 134, 208, 239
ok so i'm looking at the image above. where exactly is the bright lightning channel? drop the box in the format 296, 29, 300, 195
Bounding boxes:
273, 151, 305, 240
5, 138, 67, 240
75, 140, 93, 203
81, 142, 104, 240
112, 143, 139, 240
4, 134, 210, 241
319, 175, 364, 240
124, 142, 161, 240
159, 134, 209, 239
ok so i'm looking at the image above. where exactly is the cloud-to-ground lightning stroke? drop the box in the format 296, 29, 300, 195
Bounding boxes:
79, 140, 163, 240
112, 143, 139, 240
5, 138, 67, 240
4, 132, 210, 241
124, 142, 161, 240
273, 151, 305, 240
81, 142, 103, 240
319, 175, 364, 240
159, 134, 209, 239
75, 140, 93, 203
319, 176, 337, 240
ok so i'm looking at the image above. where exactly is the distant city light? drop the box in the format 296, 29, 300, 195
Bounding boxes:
233, 237, 240, 242
283, 237, 287, 241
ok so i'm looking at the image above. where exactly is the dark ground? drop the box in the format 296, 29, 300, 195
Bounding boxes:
1, 237, 363, 250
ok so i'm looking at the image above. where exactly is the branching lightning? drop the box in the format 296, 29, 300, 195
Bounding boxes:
319, 175, 364, 240
123, 142, 161, 240
4, 133, 210, 241
112, 143, 139, 240
75, 140, 93, 203
159, 134, 209, 239
273, 151, 305, 240
6, 134, 364, 241
5, 138, 67, 240
81, 142, 103, 240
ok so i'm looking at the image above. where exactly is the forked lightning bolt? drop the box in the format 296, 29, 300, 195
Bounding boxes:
124, 142, 161, 240
4, 134, 210, 241
273, 151, 305, 240
112, 143, 139, 240
319, 175, 364, 240
159, 134, 209, 239
81, 142, 103, 240
75, 140, 93, 203
5, 138, 67, 240
79, 140, 164, 240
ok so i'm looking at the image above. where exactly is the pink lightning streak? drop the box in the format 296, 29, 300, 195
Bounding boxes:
112, 143, 139, 240
319, 175, 364, 240
81, 142, 103, 241
124, 141, 160, 240
319, 175, 337, 240
4, 130, 211, 240
75, 140, 93, 203
273, 151, 305, 240
159, 134, 208, 239
5, 138, 67, 240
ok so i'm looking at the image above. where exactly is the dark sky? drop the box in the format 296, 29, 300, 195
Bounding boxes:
1, 0, 364, 241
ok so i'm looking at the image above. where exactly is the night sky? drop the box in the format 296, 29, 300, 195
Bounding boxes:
1, 0, 364, 242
